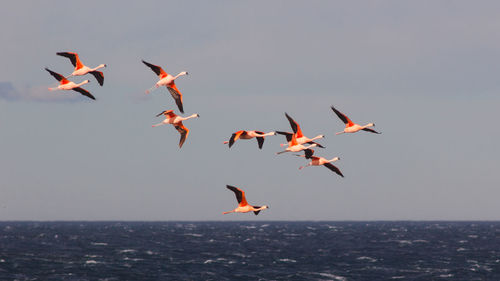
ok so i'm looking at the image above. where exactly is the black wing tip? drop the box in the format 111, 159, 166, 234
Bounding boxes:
256, 137, 264, 149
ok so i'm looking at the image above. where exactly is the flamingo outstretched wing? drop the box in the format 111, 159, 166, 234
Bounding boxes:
142, 60, 167, 77
331, 106, 354, 126
229, 131, 245, 148
45, 68, 65, 82
72, 87, 96, 100
90, 70, 104, 86
226, 185, 248, 206
174, 122, 189, 148
167, 83, 184, 113
324, 162, 344, 177
57, 52, 83, 69
362, 128, 381, 134
285, 113, 303, 137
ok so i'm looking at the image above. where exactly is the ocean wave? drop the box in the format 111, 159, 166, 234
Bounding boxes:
357, 256, 377, 262
278, 258, 297, 263
118, 249, 136, 254
316, 272, 347, 280
184, 233, 203, 237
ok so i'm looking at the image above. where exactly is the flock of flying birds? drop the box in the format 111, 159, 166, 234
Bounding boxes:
45, 52, 381, 216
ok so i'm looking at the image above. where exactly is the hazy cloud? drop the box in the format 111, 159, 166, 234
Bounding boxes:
0, 81, 85, 102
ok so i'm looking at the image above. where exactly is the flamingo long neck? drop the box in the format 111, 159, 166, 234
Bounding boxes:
91, 64, 106, 71
261, 131, 275, 137
174, 72, 187, 79
184, 114, 199, 120
328, 157, 340, 163
76, 80, 89, 87
362, 123, 374, 129
310, 135, 323, 141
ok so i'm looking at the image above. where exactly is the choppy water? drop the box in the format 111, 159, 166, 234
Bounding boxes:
0, 221, 498, 280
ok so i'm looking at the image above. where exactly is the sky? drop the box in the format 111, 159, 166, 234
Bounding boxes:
1, 1, 499, 221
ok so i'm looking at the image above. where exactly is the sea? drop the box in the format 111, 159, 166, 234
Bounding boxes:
0, 221, 498, 280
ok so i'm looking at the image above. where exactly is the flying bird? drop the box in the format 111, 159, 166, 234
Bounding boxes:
56, 52, 106, 86
152, 109, 199, 148
223, 130, 276, 149
276, 112, 325, 148
331, 106, 380, 134
295, 149, 344, 177
142, 60, 188, 113
223, 185, 269, 215
45, 68, 95, 100
276, 132, 317, 155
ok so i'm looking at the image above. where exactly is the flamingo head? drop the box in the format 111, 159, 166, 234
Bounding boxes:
181, 71, 188, 76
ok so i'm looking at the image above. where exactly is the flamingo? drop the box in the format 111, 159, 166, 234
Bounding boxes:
45, 68, 95, 100
152, 109, 199, 148
142, 60, 188, 113
223, 185, 269, 215
276, 132, 317, 155
276, 112, 325, 148
56, 52, 106, 86
223, 130, 276, 149
295, 149, 344, 177
331, 106, 380, 134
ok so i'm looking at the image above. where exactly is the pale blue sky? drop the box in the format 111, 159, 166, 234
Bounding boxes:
1, 1, 499, 220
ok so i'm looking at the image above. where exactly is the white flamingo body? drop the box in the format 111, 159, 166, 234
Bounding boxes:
281, 143, 317, 154
343, 123, 372, 133
156, 74, 176, 87
45, 68, 95, 100
152, 110, 199, 148
223, 185, 269, 215
279, 134, 325, 147
57, 52, 106, 86
297, 149, 344, 177
71, 64, 106, 77
276, 130, 318, 154
303, 156, 339, 168
152, 112, 199, 127
52, 80, 89, 91
277, 113, 325, 147
331, 106, 380, 135
224, 130, 276, 149
142, 60, 188, 113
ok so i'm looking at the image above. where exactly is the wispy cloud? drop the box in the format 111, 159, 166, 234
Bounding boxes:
0, 81, 83, 102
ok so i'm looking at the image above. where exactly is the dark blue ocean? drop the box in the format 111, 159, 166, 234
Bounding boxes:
0, 222, 498, 280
